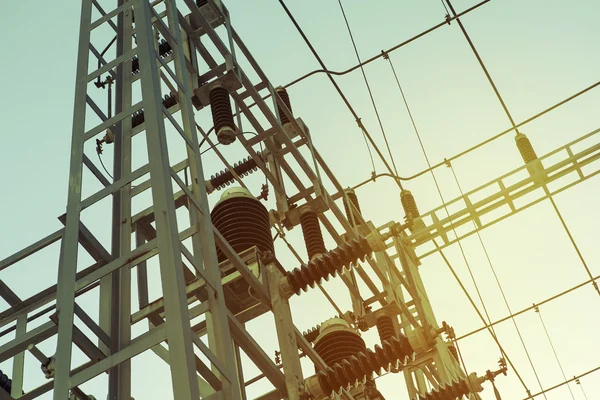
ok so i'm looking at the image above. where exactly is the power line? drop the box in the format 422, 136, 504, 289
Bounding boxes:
435, 241, 531, 393
438, 0, 450, 17
448, 163, 547, 399
283, 0, 492, 89
576, 377, 589, 400
534, 305, 575, 399
522, 365, 600, 400
343, 78, 600, 188
278, 0, 403, 183
383, 50, 530, 394
457, 272, 600, 341
384, 48, 499, 352
546, 194, 600, 295
445, 0, 520, 133
336, 0, 400, 178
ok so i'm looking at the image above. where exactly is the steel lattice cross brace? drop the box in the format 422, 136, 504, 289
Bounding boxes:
0, 1, 531, 400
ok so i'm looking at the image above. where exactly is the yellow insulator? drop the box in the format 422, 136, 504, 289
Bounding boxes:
515, 133, 538, 163
401, 189, 420, 221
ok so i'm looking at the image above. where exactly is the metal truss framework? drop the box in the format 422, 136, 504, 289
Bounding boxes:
0, 1, 598, 400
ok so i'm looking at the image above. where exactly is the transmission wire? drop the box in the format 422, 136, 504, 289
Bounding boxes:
278, 0, 407, 181
577, 378, 589, 400
534, 305, 575, 399
439, 0, 450, 17
384, 52, 531, 393
446, 164, 548, 398
546, 194, 600, 295
336, 0, 401, 179
445, 0, 521, 134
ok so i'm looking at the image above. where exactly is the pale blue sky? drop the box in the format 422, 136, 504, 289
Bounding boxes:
1, 0, 599, 399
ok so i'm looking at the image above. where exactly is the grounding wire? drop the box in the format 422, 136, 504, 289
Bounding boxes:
448, 163, 547, 398
385, 50, 531, 393
97, 152, 114, 180
278, 0, 404, 181
534, 305, 575, 399
336, 0, 401, 179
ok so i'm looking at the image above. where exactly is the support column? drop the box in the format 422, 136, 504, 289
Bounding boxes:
267, 264, 304, 400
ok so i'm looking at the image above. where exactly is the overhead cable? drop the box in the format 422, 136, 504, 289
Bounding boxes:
278, 0, 404, 183
534, 305, 575, 399
445, 0, 521, 133
336, 0, 401, 178
384, 46, 529, 393
343, 79, 600, 188
448, 164, 547, 399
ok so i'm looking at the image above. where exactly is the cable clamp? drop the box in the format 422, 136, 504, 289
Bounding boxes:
444, 158, 452, 168
445, 13, 452, 25
381, 50, 389, 60
533, 303, 539, 313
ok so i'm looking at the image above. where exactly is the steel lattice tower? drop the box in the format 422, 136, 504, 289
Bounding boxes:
1, 1, 599, 400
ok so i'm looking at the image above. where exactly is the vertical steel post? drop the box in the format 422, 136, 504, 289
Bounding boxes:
52, 2, 93, 398
133, 1, 200, 398
164, 1, 243, 398
11, 315, 27, 397
109, 2, 133, 399
267, 264, 304, 400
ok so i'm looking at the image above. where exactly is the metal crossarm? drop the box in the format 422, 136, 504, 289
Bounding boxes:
403, 127, 600, 258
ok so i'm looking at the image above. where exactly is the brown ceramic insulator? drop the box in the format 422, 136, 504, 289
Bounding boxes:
300, 211, 327, 260
0, 369, 12, 394
343, 189, 362, 227
314, 330, 367, 368
209, 85, 236, 144
275, 87, 292, 125
316, 334, 414, 396
210, 195, 273, 263
376, 315, 395, 343
209, 155, 262, 191
284, 236, 371, 295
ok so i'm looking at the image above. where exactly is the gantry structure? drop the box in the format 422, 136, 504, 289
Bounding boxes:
0, 1, 599, 400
